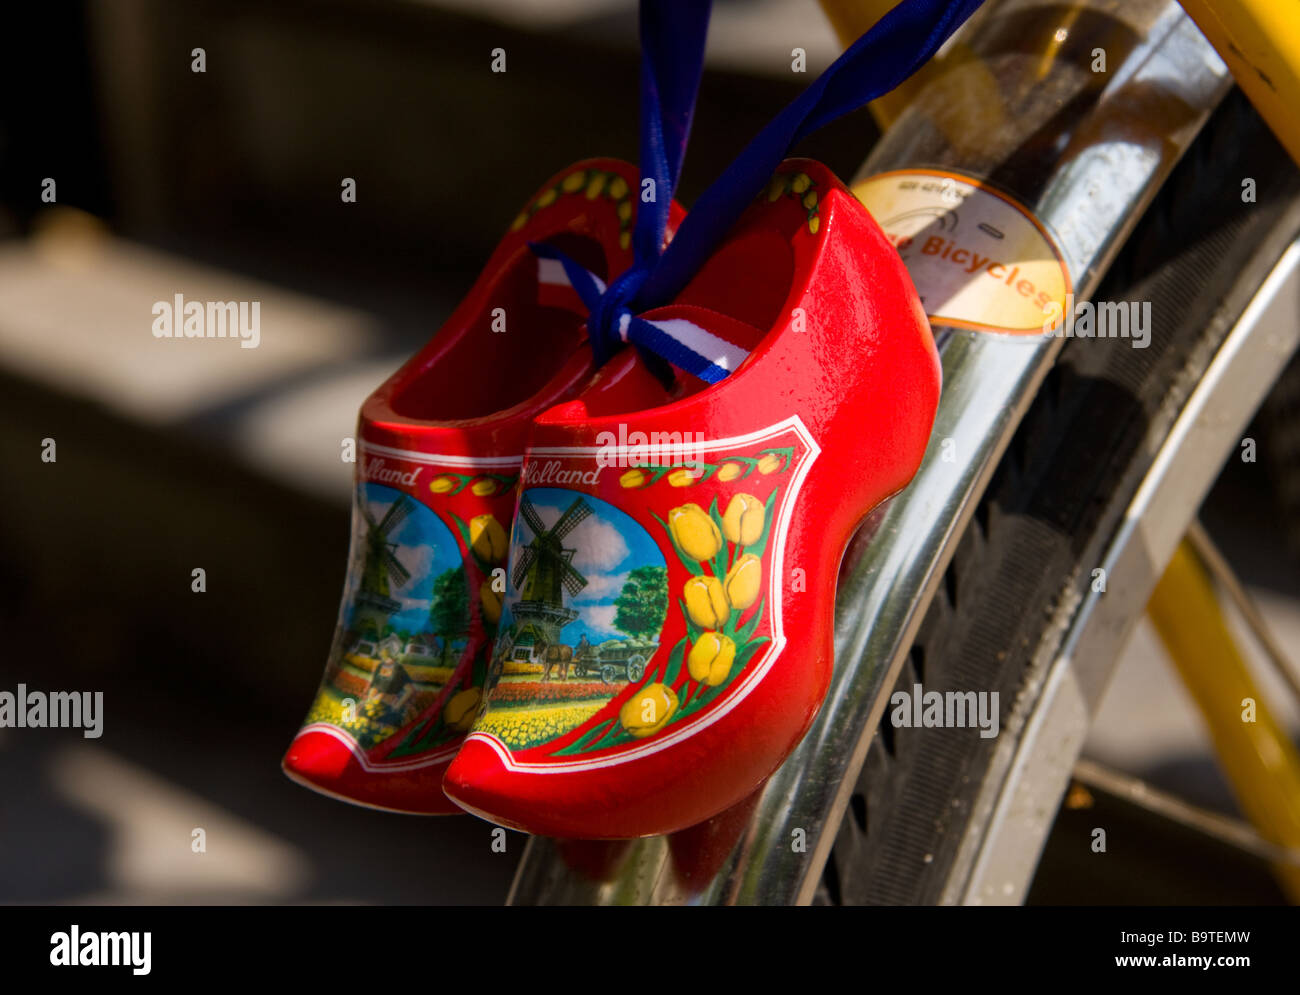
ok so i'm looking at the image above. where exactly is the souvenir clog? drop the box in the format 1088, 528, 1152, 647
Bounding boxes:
442, 159, 940, 836
283, 159, 686, 813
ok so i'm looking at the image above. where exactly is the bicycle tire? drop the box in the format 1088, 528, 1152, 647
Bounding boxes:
819, 87, 1300, 906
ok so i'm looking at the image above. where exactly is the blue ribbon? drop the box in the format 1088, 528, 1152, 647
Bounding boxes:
532, 0, 710, 372
532, 241, 742, 382
536, 0, 985, 381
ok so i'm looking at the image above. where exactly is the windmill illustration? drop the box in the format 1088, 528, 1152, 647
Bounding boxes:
510, 495, 591, 649
351, 493, 414, 638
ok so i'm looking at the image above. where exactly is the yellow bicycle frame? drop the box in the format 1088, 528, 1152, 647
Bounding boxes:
820, 0, 1300, 163
817, 0, 991, 131
1148, 542, 1300, 902
1178, 0, 1300, 167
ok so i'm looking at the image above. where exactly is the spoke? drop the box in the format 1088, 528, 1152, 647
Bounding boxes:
1073, 758, 1300, 867
1186, 519, 1300, 705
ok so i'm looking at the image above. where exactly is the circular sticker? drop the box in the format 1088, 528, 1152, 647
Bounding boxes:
852, 169, 1071, 335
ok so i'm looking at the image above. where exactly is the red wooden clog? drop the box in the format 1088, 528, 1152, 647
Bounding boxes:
283, 159, 685, 814
442, 159, 940, 836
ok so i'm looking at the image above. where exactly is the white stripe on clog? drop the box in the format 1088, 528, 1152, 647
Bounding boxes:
537, 256, 606, 294
536, 254, 749, 379
645, 316, 750, 374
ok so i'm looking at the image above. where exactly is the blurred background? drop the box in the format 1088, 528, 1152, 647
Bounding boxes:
0, 0, 1297, 904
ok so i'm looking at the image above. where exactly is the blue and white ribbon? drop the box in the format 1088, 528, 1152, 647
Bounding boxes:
532, 0, 984, 383
535, 244, 748, 383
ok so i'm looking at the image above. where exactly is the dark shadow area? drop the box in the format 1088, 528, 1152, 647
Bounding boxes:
2, 0, 878, 356
4, 0, 881, 904
1028, 779, 1288, 905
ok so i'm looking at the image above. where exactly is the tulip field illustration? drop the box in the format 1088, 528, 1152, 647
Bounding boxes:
559, 475, 779, 753
475, 488, 668, 750
472, 443, 795, 758
303, 482, 472, 752
299, 469, 519, 761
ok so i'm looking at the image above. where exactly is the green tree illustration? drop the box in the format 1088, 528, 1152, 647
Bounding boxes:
613, 566, 668, 640
429, 565, 468, 664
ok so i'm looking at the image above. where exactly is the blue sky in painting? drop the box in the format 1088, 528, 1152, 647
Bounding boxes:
501, 486, 665, 647
343, 483, 462, 636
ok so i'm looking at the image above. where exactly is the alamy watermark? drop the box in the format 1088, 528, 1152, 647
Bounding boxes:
152, 294, 261, 349
0, 684, 103, 738
889, 683, 999, 739
594, 424, 707, 472
50, 926, 150, 975
1043, 293, 1151, 349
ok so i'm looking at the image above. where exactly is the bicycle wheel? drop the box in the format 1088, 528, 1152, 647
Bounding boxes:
820, 87, 1300, 905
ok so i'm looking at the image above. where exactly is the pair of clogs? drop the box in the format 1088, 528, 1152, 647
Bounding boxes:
283, 155, 939, 838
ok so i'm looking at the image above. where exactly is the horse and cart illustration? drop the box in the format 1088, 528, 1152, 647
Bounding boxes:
528, 632, 654, 684
491, 628, 654, 685
492, 494, 659, 686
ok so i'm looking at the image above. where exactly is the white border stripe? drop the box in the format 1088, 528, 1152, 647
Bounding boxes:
361, 441, 522, 469
296, 722, 461, 772
528, 414, 809, 458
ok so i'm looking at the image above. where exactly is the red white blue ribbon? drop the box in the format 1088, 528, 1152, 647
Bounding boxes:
535, 244, 747, 383
534, 0, 984, 384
